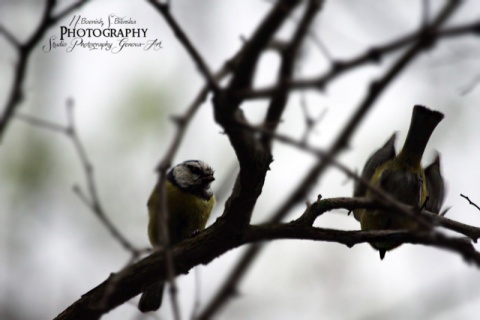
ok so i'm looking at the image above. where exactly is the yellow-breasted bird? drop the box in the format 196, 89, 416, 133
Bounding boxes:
138, 160, 215, 312
353, 105, 445, 259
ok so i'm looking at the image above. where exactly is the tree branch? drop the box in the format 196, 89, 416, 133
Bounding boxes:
212, 0, 301, 230
0, 0, 92, 142
146, 1, 220, 93
199, 1, 463, 316
243, 12, 479, 100
246, 224, 480, 265
53, 194, 480, 319
261, 0, 324, 148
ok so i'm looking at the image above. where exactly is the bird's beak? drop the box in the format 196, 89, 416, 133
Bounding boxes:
203, 174, 215, 183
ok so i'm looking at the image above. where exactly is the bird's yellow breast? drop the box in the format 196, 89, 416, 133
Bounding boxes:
359, 159, 428, 250
147, 180, 215, 246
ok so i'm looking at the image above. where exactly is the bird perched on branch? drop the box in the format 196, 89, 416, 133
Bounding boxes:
353, 105, 445, 259
138, 160, 215, 312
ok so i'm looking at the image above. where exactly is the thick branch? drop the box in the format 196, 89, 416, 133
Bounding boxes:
246, 224, 480, 265
54, 199, 480, 319
212, 0, 301, 230
298, 197, 480, 241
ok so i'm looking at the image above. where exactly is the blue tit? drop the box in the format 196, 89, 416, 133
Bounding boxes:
353, 105, 445, 259
138, 160, 215, 313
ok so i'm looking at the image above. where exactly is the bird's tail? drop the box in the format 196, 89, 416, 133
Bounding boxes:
397, 105, 444, 167
138, 282, 165, 313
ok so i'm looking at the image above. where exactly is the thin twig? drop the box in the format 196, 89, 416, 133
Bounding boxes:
15, 113, 68, 134
243, 19, 480, 100
0, 0, 92, 142
422, 0, 430, 30
299, 94, 327, 144
15, 101, 140, 256
260, 0, 324, 149
0, 24, 21, 48
15, 99, 155, 311
191, 268, 202, 320
461, 194, 480, 212
283, 0, 333, 62
67, 101, 138, 254
147, 1, 220, 93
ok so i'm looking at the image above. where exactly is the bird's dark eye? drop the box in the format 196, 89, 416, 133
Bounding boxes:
187, 165, 202, 175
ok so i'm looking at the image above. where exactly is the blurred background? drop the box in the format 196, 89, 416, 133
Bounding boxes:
1, 0, 480, 319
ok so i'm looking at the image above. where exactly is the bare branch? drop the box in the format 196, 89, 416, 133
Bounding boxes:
0, 0, 92, 141
53, 198, 480, 320
243, 19, 480, 100
200, 2, 463, 316
246, 224, 480, 265
461, 194, 480, 212
15, 100, 140, 256
299, 94, 327, 144
422, 0, 430, 30
298, 196, 480, 241
0, 24, 20, 48
261, 0, 324, 148
147, 1, 220, 93
212, 0, 301, 230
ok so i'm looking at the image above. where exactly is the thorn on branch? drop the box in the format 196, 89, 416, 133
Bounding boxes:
345, 242, 354, 248
379, 249, 386, 260
440, 206, 451, 217
267, 155, 274, 170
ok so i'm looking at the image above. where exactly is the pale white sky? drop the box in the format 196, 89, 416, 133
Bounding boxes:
1, 1, 480, 320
